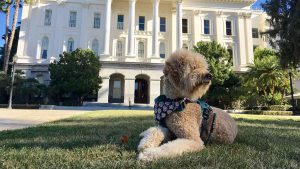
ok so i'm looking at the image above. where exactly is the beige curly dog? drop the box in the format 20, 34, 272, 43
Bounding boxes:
138, 50, 238, 161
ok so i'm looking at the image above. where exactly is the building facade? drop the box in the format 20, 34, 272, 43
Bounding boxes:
16, 0, 268, 105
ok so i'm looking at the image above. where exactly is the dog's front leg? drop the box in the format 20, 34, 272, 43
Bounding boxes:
138, 138, 204, 161
138, 125, 171, 151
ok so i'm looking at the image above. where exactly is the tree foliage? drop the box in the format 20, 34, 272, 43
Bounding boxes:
194, 41, 242, 109
49, 49, 102, 106
243, 48, 294, 106
262, 0, 300, 68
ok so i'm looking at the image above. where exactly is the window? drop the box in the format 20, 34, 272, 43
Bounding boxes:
69, 11, 77, 27
138, 42, 145, 58
117, 15, 124, 30
252, 28, 259, 38
226, 21, 232, 35
44, 9, 52, 26
203, 19, 210, 35
94, 13, 101, 29
159, 43, 166, 58
67, 38, 74, 52
182, 43, 188, 50
160, 17, 166, 32
113, 80, 122, 99
92, 39, 99, 55
41, 37, 49, 59
139, 16, 145, 31
116, 41, 123, 57
182, 19, 188, 33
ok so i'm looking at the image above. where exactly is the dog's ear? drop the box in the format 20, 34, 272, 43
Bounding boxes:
163, 62, 172, 75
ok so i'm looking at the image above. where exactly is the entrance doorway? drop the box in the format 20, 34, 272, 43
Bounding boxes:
134, 75, 149, 104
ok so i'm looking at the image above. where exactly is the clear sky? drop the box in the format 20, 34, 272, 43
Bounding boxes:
0, 0, 266, 47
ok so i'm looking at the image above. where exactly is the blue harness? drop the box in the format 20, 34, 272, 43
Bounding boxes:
154, 95, 217, 145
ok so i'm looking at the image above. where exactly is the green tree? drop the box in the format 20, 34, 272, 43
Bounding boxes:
243, 48, 293, 106
1, 26, 20, 71
49, 49, 102, 106
262, 0, 300, 68
13, 78, 47, 104
194, 41, 242, 109
3, 0, 20, 73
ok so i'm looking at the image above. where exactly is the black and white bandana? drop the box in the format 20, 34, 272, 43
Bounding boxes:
154, 95, 183, 122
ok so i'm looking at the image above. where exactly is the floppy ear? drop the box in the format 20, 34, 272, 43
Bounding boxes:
163, 62, 172, 75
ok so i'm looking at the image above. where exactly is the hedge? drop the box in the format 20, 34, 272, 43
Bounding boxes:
269, 105, 292, 111
243, 110, 293, 116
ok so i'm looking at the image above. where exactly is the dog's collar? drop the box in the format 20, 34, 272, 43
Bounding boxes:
154, 95, 216, 145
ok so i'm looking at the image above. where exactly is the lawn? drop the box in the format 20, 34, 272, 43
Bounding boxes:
0, 110, 299, 169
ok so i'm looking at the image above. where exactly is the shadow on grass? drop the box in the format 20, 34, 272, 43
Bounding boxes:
0, 114, 299, 156
235, 118, 300, 129
235, 118, 300, 155
0, 115, 154, 151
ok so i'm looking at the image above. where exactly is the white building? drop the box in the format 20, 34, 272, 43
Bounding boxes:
16, 0, 269, 105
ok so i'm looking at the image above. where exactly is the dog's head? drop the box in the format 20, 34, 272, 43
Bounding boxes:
163, 50, 212, 100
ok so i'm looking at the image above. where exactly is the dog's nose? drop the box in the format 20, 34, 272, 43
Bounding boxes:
205, 73, 213, 80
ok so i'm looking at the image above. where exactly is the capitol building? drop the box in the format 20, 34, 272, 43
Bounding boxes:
16, 0, 269, 105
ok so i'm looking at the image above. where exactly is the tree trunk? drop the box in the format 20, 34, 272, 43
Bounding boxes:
3, 4, 11, 73
4, 0, 20, 74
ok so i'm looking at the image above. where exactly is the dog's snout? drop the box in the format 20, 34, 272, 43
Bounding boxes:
205, 73, 212, 80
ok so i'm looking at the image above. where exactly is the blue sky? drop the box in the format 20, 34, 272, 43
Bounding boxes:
0, 0, 266, 47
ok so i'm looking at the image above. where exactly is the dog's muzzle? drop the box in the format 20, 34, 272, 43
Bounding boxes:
196, 73, 212, 85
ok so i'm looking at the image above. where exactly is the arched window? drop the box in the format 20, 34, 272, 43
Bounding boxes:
67, 38, 74, 52
159, 42, 166, 58
138, 41, 145, 58
41, 37, 49, 59
116, 40, 123, 57
92, 39, 99, 55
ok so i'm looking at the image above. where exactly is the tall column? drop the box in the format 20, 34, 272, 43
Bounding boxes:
215, 11, 223, 43
124, 78, 135, 106
127, 0, 136, 56
98, 78, 109, 103
245, 13, 254, 65
176, 0, 182, 49
152, 0, 160, 57
102, 0, 112, 56
237, 12, 247, 70
193, 10, 200, 45
150, 80, 161, 105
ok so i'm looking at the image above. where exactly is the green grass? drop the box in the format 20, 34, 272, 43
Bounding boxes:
0, 111, 299, 169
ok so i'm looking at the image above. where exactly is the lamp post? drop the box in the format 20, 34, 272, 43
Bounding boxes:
288, 69, 295, 115
8, 58, 16, 109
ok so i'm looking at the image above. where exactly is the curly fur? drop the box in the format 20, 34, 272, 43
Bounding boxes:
138, 50, 238, 161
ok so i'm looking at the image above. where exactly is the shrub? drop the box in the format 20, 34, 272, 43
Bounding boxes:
244, 110, 293, 116
269, 105, 292, 111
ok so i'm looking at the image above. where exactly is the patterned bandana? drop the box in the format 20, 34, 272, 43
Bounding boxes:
154, 95, 183, 122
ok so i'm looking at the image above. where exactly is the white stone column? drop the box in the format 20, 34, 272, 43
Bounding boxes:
98, 78, 109, 103
193, 10, 200, 45
237, 13, 247, 71
215, 11, 223, 43
245, 13, 254, 65
176, 0, 183, 49
102, 0, 112, 56
127, 0, 136, 56
124, 79, 135, 106
150, 80, 161, 105
152, 0, 160, 57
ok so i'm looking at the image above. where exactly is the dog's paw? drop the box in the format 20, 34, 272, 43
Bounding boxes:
138, 148, 160, 161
